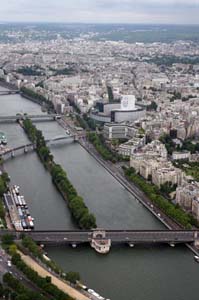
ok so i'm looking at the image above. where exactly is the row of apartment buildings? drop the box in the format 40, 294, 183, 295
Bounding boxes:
130, 140, 199, 220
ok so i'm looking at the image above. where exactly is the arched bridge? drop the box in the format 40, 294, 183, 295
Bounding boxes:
0, 136, 77, 160
0, 114, 61, 123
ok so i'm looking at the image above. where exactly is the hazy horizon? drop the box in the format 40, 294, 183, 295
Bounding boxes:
1, 22, 199, 26
1, 1, 199, 25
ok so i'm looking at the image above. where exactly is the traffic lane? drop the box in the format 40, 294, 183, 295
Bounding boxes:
0, 248, 49, 295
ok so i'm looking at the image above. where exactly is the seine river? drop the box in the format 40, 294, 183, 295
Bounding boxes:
1, 89, 199, 300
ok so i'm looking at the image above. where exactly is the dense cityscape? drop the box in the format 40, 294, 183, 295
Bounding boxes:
0, 2, 199, 300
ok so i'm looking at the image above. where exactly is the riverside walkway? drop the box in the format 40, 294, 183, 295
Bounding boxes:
18, 250, 90, 300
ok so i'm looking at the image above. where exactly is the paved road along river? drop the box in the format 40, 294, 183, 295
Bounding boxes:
1, 89, 199, 300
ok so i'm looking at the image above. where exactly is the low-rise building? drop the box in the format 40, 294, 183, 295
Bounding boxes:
103, 123, 138, 140
176, 182, 199, 220
152, 163, 184, 187
118, 135, 145, 157
172, 151, 191, 161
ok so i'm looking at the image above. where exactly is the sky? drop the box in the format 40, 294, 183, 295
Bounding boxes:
0, 0, 199, 24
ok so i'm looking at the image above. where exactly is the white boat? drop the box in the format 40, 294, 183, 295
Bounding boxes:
194, 255, 199, 262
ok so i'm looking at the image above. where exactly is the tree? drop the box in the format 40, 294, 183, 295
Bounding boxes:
45, 276, 51, 283
65, 272, 80, 284
1, 234, 14, 245
9, 244, 17, 256
23, 119, 97, 230
147, 101, 158, 111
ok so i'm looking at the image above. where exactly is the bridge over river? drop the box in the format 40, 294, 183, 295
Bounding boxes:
0, 114, 61, 123
0, 135, 77, 160
0, 90, 19, 96
1, 229, 199, 254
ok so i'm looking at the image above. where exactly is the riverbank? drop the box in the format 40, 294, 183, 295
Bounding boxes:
78, 139, 199, 255
18, 250, 89, 300
1, 89, 199, 300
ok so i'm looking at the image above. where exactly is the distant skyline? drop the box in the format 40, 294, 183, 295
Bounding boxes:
1, 0, 199, 25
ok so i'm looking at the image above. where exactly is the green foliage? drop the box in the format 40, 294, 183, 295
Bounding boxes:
54, 68, 76, 76
0, 172, 9, 196
170, 91, 182, 102
174, 160, 199, 182
3, 272, 50, 300
182, 95, 194, 102
17, 66, 43, 76
21, 236, 61, 274
88, 132, 127, 162
9, 244, 17, 256
22, 236, 42, 258
159, 134, 176, 155
88, 132, 116, 162
75, 114, 97, 131
65, 272, 80, 284
11, 253, 73, 300
23, 119, 52, 165
1, 234, 14, 246
0, 172, 9, 222
160, 134, 199, 156
160, 182, 177, 198
138, 128, 145, 135
146, 101, 158, 111
51, 164, 96, 229
144, 55, 199, 66
181, 140, 199, 154
23, 119, 96, 229
76, 115, 89, 130
124, 167, 196, 228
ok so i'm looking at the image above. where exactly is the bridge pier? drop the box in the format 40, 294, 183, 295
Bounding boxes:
11, 150, 15, 158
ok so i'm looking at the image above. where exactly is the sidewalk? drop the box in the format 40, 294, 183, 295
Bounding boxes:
19, 251, 89, 300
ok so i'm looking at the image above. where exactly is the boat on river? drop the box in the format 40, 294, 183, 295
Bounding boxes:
194, 255, 199, 262
0, 132, 7, 145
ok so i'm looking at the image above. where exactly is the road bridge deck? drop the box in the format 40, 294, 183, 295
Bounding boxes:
11, 230, 197, 244
0, 114, 60, 123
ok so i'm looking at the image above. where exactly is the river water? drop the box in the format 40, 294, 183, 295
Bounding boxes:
1, 90, 199, 300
